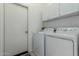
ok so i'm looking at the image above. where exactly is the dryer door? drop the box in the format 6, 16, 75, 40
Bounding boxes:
45, 35, 74, 56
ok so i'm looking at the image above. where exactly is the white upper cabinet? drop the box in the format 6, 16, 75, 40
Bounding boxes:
42, 3, 79, 21
60, 3, 79, 16
42, 3, 59, 21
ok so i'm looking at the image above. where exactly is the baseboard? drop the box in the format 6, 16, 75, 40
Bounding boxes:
29, 51, 36, 56
14, 51, 28, 56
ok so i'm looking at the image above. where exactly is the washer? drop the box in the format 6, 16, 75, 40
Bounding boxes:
45, 27, 79, 56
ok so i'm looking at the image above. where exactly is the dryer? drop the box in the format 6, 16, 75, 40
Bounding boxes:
32, 32, 45, 56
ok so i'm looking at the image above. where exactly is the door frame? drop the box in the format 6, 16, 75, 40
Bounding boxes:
3, 3, 29, 56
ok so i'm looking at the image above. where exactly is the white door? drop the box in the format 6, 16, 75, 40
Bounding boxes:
5, 4, 28, 56
0, 3, 4, 56
45, 36, 73, 56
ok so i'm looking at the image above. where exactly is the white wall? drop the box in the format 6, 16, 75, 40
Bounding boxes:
43, 15, 79, 28
28, 4, 43, 52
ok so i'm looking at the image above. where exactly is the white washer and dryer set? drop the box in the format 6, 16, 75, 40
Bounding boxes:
31, 27, 79, 56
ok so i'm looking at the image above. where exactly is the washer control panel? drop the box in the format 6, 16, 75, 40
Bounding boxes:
56, 27, 79, 35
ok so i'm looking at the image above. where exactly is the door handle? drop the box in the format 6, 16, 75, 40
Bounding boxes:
25, 31, 28, 34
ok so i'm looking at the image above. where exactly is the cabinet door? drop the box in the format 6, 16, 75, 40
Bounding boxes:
60, 3, 79, 16
42, 3, 59, 21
